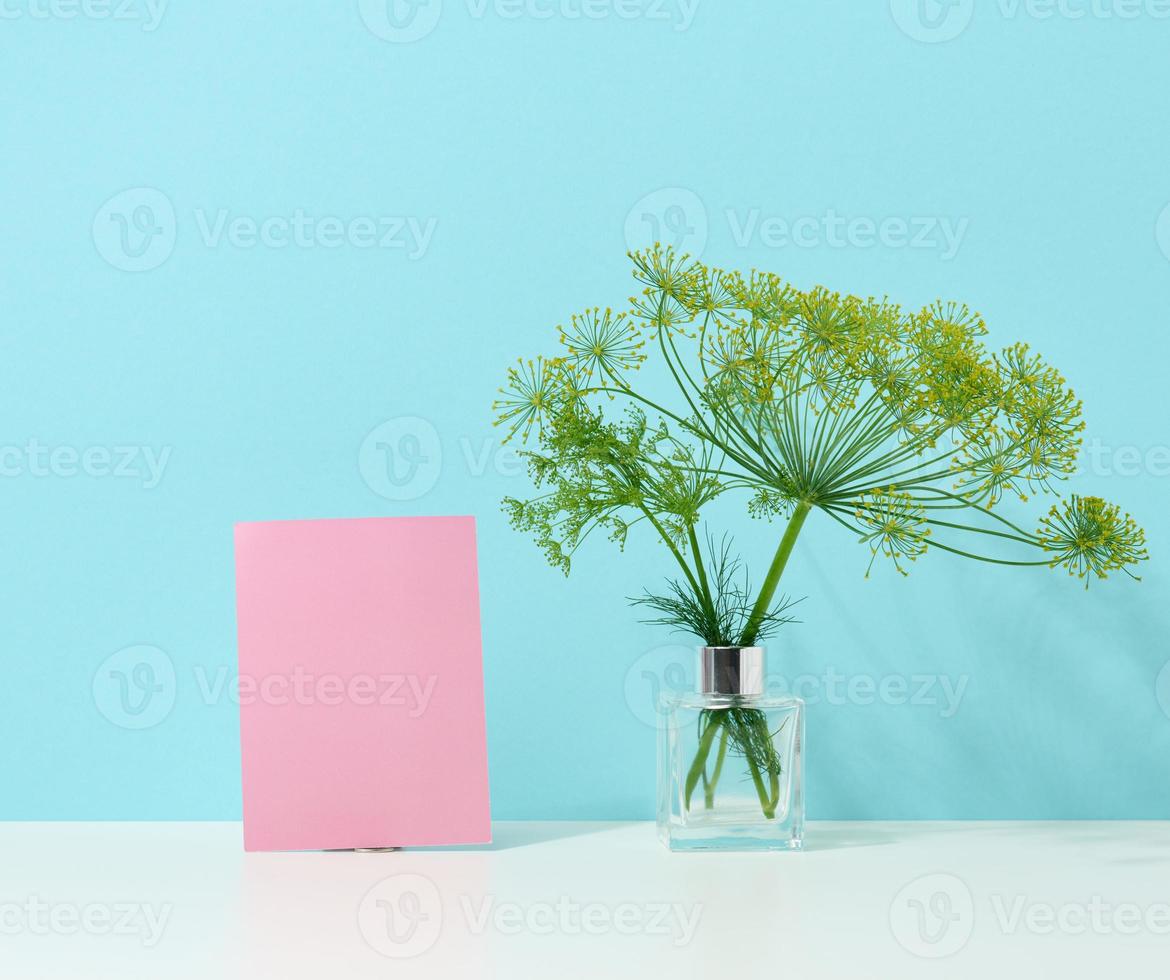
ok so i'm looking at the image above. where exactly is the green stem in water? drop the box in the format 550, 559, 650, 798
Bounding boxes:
744, 748, 774, 818
752, 713, 781, 816
739, 501, 811, 646
683, 711, 723, 810
704, 722, 729, 809
686, 708, 781, 818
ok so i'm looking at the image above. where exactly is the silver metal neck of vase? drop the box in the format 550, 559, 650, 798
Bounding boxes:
699, 646, 765, 696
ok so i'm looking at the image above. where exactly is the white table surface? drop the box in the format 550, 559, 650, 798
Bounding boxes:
1, 821, 1166, 978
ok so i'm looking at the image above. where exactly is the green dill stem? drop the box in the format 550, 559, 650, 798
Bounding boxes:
687, 525, 716, 625
684, 711, 723, 810
704, 722, 729, 809
638, 505, 703, 600
739, 501, 812, 646
752, 713, 781, 815
744, 747, 774, 818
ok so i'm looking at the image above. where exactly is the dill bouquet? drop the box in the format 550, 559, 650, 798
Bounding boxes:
494, 245, 1147, 817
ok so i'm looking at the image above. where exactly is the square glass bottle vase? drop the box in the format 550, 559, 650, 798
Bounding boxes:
657, 649, 804, 851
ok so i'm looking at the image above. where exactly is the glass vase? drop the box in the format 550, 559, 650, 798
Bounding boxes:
657, 646, 804, 851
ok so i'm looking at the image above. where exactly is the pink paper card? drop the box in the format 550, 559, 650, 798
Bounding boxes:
233, 516, 491, 851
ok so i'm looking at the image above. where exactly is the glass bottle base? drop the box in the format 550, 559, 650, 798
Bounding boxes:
659, 825, 804, 852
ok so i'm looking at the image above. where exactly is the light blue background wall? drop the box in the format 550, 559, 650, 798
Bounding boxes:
2, 0, 1168, 820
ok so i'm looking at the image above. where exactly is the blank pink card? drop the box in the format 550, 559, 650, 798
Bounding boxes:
233, 516, 491, 851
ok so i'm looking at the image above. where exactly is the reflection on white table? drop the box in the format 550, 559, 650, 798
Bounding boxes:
1, 821, 1167, 978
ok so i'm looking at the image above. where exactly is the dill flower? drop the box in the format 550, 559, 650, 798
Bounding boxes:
858, 295, 910, 346
1000, 358, 1084, 489
628, 245, 702, 334
794, 288, 863, 367
997, 342, 1050, 391
558, 307, 644, 384
910, 302, 988, 381
913, 343, 1002, 439
952, 430, 1028, 506
1037, 495, 1148, 586
866, 348, 925, 434
791, 288, 869, 411
688, 265, 742, 326
703, 318, 794, 406
854, 490, 931, 577
492, 356, 566, 443
629, 243, 701, 302
725, 268, 798, 326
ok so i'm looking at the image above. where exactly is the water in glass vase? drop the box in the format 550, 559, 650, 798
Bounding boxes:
657, 647, 804, 852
